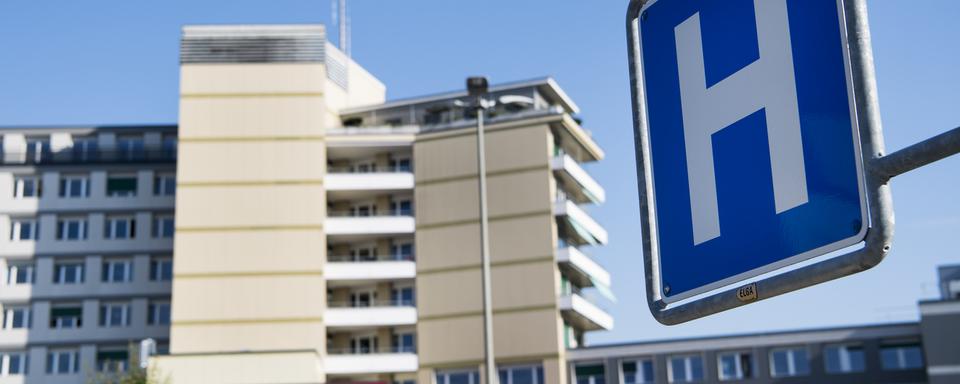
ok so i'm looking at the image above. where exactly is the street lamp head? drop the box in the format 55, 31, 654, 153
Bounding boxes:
466, 76, 489, 96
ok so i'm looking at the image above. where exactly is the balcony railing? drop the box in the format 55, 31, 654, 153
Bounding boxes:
327, 300, 415, 309
327, 165, 412, 174
328, 254, 415, 262
1, 150, 177, 165
327, 209, 414, 218
327, 346, 417, 355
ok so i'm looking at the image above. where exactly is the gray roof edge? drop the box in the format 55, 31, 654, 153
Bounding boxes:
340, 76, 579, 115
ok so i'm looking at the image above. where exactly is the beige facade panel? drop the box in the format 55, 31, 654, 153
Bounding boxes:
180, 63, 327, 95
417, 316, 484, 366
417, 268, 482, 317
418, 309, 563, 368
179, 97, 327, 140
490, 261, 558, 311
178, 141, 326, 183
416, 214, 555, 272
492, 308, 564, 359
415, 169, 551, 227
153, 350, 323, 384
169, 320, 325, 354
175, 184, 326, 228
174, 230, 325, 275
418, 261, 557, 318
171, 275, 325, 322
414, 125, 551, 184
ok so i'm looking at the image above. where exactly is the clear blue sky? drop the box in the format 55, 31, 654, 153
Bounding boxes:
1, 1, 958, 345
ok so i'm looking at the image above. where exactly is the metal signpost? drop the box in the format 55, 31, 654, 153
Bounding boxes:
626, 0, 960, 324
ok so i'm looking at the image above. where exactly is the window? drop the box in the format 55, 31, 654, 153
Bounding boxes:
391, 242, 415, 261
1, 352, 28, 376
46, 349, 79, 374
72, 136, 98, 161
53, 262, 85, 284
150, 257, 173, 281
391, 199, 413, 216
59, 175, 90, 198
25, 137, 51, 163
9, 218, 39, 241
6, 263, 34, 285
350, 291, 375, 308
102, 259, 133, 283
718, 352, 753, 381
154, 174, 175, 196
148, 301, 171, 325
107, 175, 138, 197
349, 245, 378, 262
350, 202, 376, 217
392, 332, 416, 353
152, 215, 174, 238
668, 355, 704, 383
13, 176, 41, 198
392, 286, 415, 306
389, 157, 412, 172
622, 360, 654, 384
499, 364, 544, 384
104, 216, 136, 239
116, 136, 145, 161
161, 135, 177, 159
880, 344, 924, 371
770, 347, 810, 377
574, 364, 604, 384
436, 369, 480, 384
97, 349, 128, 373
49, 306, 83, 328
824, 344, 866, 374
349, 334, 378, 354
2, 307, 31, 330
99, 302, 131, 327
56, 217, 88, 240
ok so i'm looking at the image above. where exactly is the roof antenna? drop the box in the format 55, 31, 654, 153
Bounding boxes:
333, 0, 350, 58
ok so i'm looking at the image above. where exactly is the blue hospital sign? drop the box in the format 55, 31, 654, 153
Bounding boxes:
638, 0, 867, 301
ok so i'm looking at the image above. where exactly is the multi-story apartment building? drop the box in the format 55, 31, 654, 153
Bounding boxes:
0, 125, 177, 383
567, 264, 960, 384
0, 24, 612, 383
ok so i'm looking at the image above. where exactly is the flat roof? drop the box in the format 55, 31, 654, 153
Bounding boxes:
340, 77, 580, 115
569, 321, 921, 360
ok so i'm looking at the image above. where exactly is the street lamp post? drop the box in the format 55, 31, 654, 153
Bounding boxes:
467, 76, 498, 384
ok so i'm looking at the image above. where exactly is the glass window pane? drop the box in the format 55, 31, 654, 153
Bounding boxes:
690, 356, 704, 380
794, 349, 810, 375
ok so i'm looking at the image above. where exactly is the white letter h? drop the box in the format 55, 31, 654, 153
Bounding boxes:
676, 0, 808, 246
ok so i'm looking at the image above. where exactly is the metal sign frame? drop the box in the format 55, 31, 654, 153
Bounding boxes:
626, 0, 960, 324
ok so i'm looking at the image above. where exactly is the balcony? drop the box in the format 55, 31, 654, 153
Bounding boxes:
325, 348, 418, 375
326, 211, 416, 237
557, 247, 611, 290
326, 301, 418, 328
560, 293, 614, 331
555, 200, 608, 246
326, 257, 417, 283
325, 166, 415, 194
0, 149, 176, 166
552, 155, 605, 204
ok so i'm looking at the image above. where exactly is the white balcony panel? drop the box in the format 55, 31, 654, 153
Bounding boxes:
552, 155, 605, 204
555, 200, 608, 245
325, 353, 418, 375
326, 306, 417, 328
325, 172, 414, 192
326, 261, 416, 282
560, 294, 614, 331
325, 216, 415, 236
557, 247, 611, 289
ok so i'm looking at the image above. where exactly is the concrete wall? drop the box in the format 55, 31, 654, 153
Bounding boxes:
162, 62, 331, 383
413, 122, 567, 382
